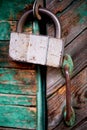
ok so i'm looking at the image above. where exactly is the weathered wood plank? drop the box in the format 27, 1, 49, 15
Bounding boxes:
48, 67, 87, 129
72, 119, 87, 130
0, 41, 36, 68
0, 0, 87, 42
0, 21, 32, 40
0, 94, 36, 106
0, 0, 33, 40
0, 127, 31, 130
0, 68, 37, 95
1, 0, 87, 42
0, 0, 34, 20
54, 106, 87, 130
47, 0, 87, 45
0, 128, 23, 130
62, 0, 87, 45
0, 105, 36, 129
46, 0, 74, 14
47, 29, 87, 96
0, 0, 74, 21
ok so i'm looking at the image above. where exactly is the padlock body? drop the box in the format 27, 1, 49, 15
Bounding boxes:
9, 32, 64, 67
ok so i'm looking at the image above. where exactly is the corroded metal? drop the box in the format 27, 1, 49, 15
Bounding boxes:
17, 8, 61, 38
33, 0, 44, 20
62, 54, 74, 76
62, 54, 75, 126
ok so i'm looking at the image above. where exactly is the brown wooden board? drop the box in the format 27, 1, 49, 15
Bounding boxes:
0, 0, 87, 129
47, 29, 87, 96
48, 67, 87, 129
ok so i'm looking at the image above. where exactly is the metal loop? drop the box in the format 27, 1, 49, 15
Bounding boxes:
17, 8, 61, 39
33, 0, 42, 20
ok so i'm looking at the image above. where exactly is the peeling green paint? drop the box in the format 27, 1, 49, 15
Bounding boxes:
76, 2, 87, 24
0, 94, 36, 106
0, 1, 37, 129
0, 68, 36, 95
0, 21, 11, 40
0, 105, 36, 129
0, 0, 34, 20
0, 0, 34, 40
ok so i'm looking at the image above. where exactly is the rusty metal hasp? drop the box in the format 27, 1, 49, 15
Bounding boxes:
9, 8, 64, 68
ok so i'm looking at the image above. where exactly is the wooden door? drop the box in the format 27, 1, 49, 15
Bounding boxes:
0, 0, 87, 130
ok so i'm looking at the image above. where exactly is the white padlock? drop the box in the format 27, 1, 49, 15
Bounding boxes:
9, 8, 64, 68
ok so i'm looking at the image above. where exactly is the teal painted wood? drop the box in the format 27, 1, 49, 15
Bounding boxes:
0, 94, 36, 106
0, 68, 36, 95
33, 21, 47, 130
0, 22, 11, 40
0, 0, 34, 20
0, 0, 34, 40
0, 21, 32, 40
0, 67, 37, 128
0, 0, 47, 129
0, 105, 36, 129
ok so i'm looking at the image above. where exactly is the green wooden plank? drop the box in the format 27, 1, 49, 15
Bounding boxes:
0, 21, 11, 40
0, 0, 34, 20
0, 68, 37, 95
0, 94, 36, 106
0, 105, 36, 129
0, 0, 34, 40
33, 21, 47, 130
0, 41, 36, 68
0, 21, 32, 40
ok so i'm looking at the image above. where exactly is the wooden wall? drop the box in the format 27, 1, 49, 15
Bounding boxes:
0, 0, 87, 129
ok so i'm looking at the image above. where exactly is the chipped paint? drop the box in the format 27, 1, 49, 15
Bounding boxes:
0, 0, 34, 20
0, 105, 36, 129
0, 21, 11, 40
76, 2, 87, 24
0, 68, 37, 95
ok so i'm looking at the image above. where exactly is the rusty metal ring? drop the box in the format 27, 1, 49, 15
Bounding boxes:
17, 8, 61, 39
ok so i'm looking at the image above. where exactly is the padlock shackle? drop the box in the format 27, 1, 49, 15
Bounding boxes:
17, 8, 61, 39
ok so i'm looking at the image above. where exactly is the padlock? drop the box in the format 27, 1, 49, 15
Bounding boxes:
9, 8, 64, 67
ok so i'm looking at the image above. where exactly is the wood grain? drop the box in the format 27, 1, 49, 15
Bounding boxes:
48, 67, 87, 129
0, 105, 36, 129
47, 29, 87, 96
0, 0, 34, 20
0, 0, 87, 129
54, 106, 87, 130
0, 68, 37, 95
1, 0, 87, 42
47, 0, 87, 45
46, 0, 74, 14
0, 94, 36, 106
